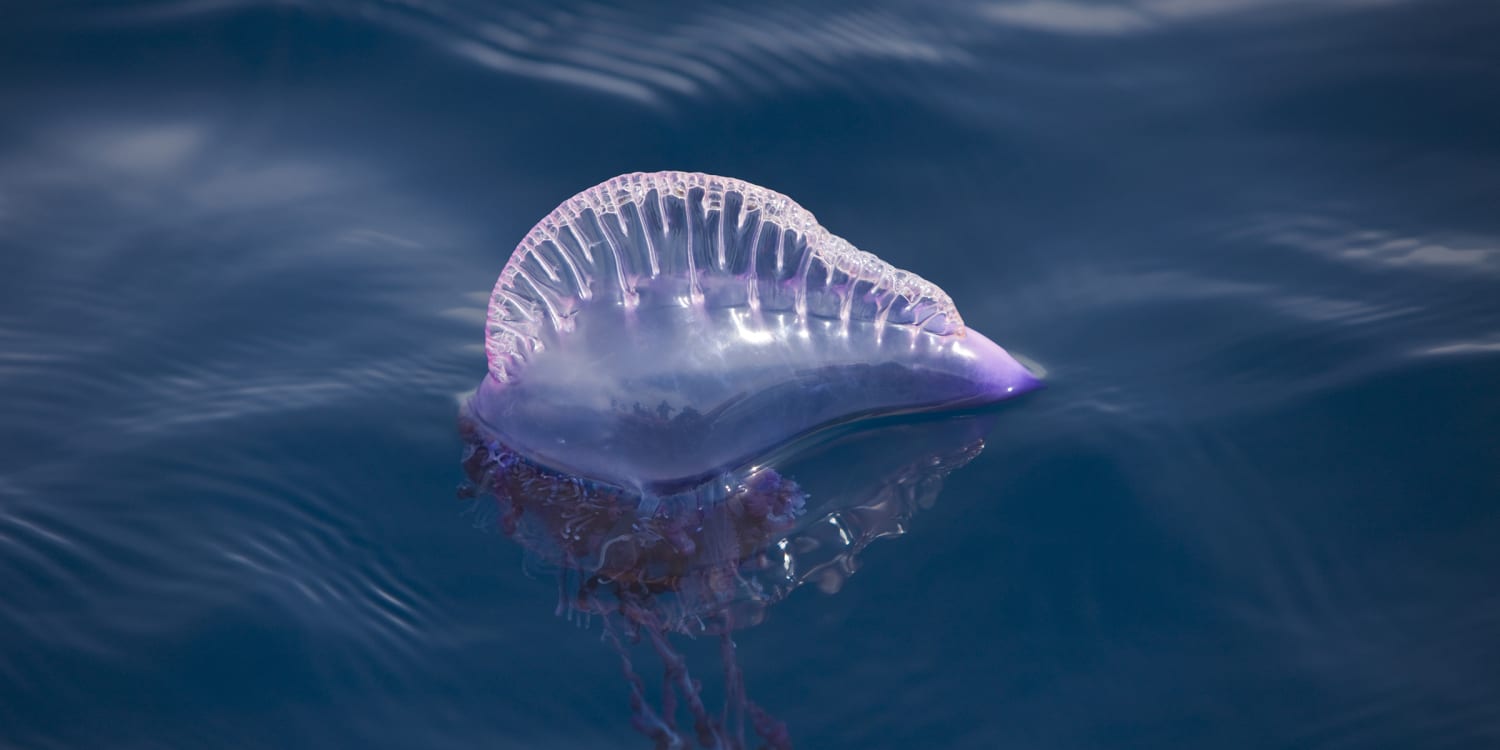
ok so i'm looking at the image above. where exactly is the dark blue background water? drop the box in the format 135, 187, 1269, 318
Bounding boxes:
3, 1, 1499, 748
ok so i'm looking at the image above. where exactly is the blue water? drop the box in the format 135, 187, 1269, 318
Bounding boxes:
3, 2, 1499, 748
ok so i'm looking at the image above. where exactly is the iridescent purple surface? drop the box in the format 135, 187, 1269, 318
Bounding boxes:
470, 172, 1039, 491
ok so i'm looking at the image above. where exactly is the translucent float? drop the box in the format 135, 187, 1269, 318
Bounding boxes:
472, 171, 1040, 494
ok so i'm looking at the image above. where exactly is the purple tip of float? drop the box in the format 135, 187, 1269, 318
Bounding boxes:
963, 329, 1045, 403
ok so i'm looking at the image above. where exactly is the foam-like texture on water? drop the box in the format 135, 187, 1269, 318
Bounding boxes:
476, 171, 1038, 490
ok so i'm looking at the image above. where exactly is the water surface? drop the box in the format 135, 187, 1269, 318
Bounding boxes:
2, 1, 1499, 748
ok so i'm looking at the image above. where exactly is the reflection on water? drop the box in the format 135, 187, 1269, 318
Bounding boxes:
2, 0, 1499, 748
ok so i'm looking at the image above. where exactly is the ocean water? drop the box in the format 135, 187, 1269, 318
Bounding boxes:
2, 2, 1499, 748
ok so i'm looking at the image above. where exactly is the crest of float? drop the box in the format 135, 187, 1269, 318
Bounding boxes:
473, 171, 1039, 494
461, 172, 1040, 749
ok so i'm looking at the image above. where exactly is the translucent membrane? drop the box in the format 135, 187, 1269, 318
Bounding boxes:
476, 171, 1039, 491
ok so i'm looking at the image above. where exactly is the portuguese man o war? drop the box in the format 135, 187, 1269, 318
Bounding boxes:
459, 172, 1040, 748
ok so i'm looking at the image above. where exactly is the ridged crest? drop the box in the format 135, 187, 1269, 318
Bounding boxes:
486, 171, 963, 382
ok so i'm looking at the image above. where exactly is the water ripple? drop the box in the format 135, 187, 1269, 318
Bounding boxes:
3, 2, 1496, 746
77, 0, 979, 107
0, 113, 490, 748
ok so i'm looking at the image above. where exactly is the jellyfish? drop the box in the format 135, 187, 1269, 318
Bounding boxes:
459, 172, 1039, 748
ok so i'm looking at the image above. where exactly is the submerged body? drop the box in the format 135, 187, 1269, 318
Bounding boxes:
474, 172, 1039, 492
458, 405, 1001, 749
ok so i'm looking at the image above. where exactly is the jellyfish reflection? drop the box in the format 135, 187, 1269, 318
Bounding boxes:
458, 409, 1001, 749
